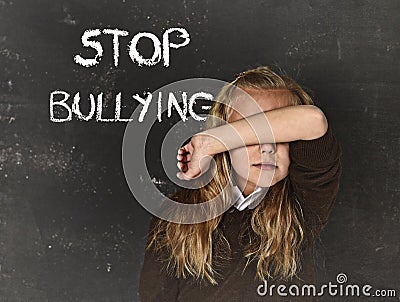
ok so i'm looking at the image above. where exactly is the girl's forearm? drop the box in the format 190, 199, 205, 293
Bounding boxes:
195, 105, 328, 155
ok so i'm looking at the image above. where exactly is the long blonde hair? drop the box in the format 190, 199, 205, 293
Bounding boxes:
147, 66, 314, 284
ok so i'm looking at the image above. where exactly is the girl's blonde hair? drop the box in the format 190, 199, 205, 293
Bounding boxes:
147, 66, 314, 284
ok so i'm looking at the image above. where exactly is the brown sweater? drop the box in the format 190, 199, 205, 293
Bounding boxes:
139, 126, 342, 302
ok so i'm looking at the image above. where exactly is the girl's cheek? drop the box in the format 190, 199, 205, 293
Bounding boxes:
230, 147, 250, 172
277, 144, 290, 165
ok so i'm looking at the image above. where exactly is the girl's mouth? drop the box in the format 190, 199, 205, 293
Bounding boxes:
252, 163, 277, 170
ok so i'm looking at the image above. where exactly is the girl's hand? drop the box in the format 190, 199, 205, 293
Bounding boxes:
176, 135, 216, 181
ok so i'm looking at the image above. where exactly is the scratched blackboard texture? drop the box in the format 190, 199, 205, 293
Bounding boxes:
0, 0, 399, 301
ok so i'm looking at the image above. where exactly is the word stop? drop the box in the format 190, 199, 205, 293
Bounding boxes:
74, 27, 190, 68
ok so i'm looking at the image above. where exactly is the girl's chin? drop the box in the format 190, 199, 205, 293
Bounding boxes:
253, 176, 283, 188
248, 179, 274, 188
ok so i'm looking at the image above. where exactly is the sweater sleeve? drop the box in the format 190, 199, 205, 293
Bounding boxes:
288, 124, 342, 239
139, 218, 180, 302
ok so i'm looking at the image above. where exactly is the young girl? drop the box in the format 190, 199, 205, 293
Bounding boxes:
139, 66, 342, 301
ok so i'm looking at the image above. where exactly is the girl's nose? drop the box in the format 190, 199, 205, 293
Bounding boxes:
260, 143, 276, 154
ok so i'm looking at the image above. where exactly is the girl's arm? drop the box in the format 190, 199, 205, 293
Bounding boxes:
288, 124, 342, 242
177, 105, 328, 180
199, 104, 327, 155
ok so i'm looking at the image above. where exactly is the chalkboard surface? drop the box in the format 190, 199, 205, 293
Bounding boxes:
0, 1, 399, 301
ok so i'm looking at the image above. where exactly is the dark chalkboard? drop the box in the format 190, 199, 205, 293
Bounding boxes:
0, 1, 399, 301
